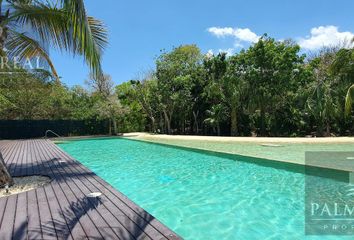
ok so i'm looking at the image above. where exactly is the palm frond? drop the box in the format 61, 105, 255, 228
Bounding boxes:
87, 16, 108, 51
345, 84, 354, 118
62, 0, 108, 77
6, 29, 59, 80
9, 2, 72, 51
8, 0, 108, 77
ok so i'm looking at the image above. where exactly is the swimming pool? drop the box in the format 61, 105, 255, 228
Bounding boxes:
132, 137, 354, 164
58, 138, 352, 239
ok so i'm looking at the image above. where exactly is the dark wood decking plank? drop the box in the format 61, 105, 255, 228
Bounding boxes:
27, 139, 43, 239
19, 140, 27, 177
27, 139, 35, 176
50, 162, 131, 240
33, 139, 102, 240
0, 194, 18, 239
47, 140, 177, 240
23, 140, 31, 176
9, 140, 24, 176
35, 140, 122, 240
32, 140, 90, 240
12, 192, 28, 240
43, 142, 149, 240
3, 140, 20, 170
31, 140, 73, 239
8, 140, 22, 175
0, 141, 22, 239
27, 189, 42, 239
0, 139, 181, 240
30, 140, 77, 239
31, 140, 58, 240
0, 140, 16, 158
0, 197, 8, 231
0, 140, 12, 153
45, 143, 165, 240
36, 187, 57, 240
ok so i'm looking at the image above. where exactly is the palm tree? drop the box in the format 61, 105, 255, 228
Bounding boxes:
345, 84, 354, 118
0, 0, 107, 187
331, 38, 354, 119
0, 0, 107, 80
0, 152, 13, 188
204, 104, 228, 136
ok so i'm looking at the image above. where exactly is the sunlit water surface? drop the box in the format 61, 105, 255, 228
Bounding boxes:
59, 138, 353, 240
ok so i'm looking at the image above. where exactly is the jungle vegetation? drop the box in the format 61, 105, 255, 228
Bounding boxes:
1, 36, 354, 137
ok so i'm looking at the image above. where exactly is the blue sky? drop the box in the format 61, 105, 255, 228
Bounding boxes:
52, 0, 354, 87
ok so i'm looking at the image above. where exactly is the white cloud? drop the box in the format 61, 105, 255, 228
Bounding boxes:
233, 28, 260, 43
218, 48, 235, 56
207, 27, 234, 38
207, 25, 354, 54
207, 27, 260, 43
205, 48, 234, 57
206, 49, 214, 57
234, 42, 244, 48
298, 26, 354, 50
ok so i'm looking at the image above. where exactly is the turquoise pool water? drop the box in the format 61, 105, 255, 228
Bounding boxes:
136, 138, 354, 164
59, 138, 352, 240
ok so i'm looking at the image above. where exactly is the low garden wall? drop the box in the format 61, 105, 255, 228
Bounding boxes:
0, 119, 109, 139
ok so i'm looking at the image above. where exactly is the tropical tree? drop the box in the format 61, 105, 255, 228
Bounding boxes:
204, 104, 228, 136
189, 63, 207, 134
202, 53, 227, 134
306, 48, 342, 136
0, 69, 53, 119
0, 152, 13, 187
331, 40, 354, 119
94, 95, 127, 135
86, 73, 114, 98
88, 73, 125, 135
0, 0, 107, 187
68, 86, 97, 120
0, 0, 107, 80
345, 84, 354, 117
246, 36, 304, 136
224, 53, 248, 136
156, 45, 202, 134
127, 77, 159, 133
115, 80, 147, 133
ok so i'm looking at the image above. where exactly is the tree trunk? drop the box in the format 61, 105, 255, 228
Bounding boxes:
193, 111, 199, 134
112, 117, 118, 135
150, 116, 156, 133
217, 124, 221, 136
316, 119, 324, 137
0, 26, 7, 57
230, 107, 238, 136
0, 9, 9, 56
108, 119, 112, 135
159, 113, 164, 133
0, 26, 4, 52
0, 152, 13, 188
163, 110, 172, 134
260, 103, 266, 136
181, 119, 185, 134
325, 121, 331, 137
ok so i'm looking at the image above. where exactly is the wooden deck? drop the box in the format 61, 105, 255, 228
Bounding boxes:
0, 140, 181, 240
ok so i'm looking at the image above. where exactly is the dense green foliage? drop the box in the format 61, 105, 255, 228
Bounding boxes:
1, 36, 353, 137
0, 0, 107, 79
119, 37, 354, 137
0, 70, 131, 134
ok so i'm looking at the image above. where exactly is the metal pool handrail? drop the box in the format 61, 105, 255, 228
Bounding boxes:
44, 130, 62, 139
